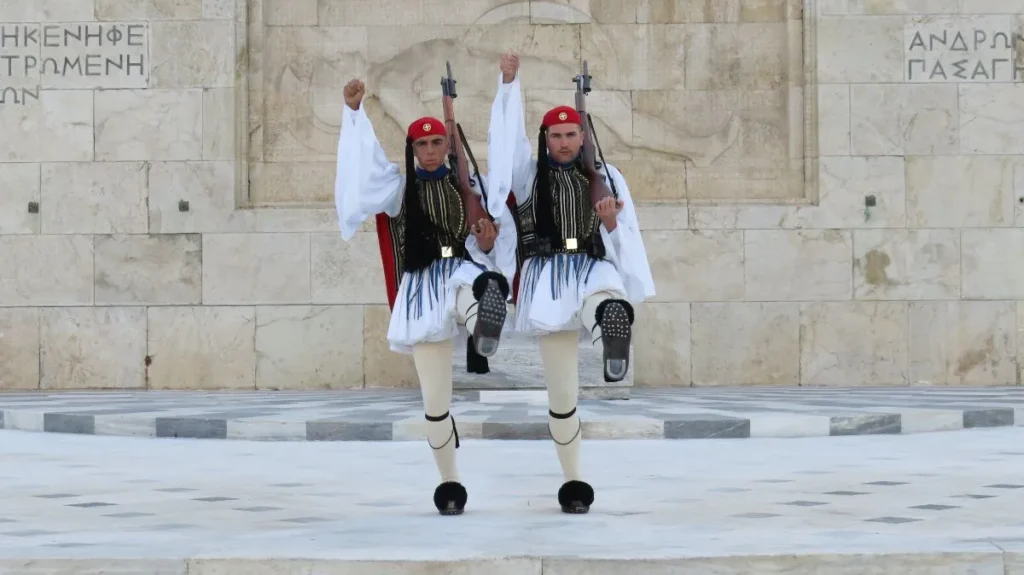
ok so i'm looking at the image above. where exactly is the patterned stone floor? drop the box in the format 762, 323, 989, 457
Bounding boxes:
0, 387, 1022, 442
0, 427, 1021, 573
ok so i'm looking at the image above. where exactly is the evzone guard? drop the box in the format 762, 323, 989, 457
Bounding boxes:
486, 53, 656, 514
333, 72, 517, 516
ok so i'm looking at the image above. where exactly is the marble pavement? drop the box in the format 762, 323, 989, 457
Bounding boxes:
0, 427, 1022, 574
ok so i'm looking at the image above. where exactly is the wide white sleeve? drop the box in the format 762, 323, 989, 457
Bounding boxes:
334, 102, 404, 241
486, 71, 537, 216
596, 164, 656, 303
462, 173, 518, 291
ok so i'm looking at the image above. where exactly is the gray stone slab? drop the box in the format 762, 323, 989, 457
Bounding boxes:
963, 408, 1015, 428
51, 407, 172, 415
829, 414, 901, 436
306, 421, 392, 441
664, 415, 750, 439
482, 421, 550, 440
155, 418, 227, 439
43, 413, 95, 435
177, 410, 281, 419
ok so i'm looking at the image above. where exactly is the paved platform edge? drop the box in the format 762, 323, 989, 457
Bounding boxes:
0, 549, 1020, 574
2, 405, 1022, 441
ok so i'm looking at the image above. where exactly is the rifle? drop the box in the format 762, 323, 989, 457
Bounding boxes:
573, 60, 618, 205
440, 61, 490, 226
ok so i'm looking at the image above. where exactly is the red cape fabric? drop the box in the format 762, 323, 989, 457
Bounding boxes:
374, 194, 522, 311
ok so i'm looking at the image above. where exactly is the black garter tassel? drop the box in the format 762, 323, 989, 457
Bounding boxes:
466, 336, 489, 374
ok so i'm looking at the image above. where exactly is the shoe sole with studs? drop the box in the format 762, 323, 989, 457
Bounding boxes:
473, 279, 506, 357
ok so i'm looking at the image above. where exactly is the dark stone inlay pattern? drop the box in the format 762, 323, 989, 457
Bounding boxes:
156, 417, 227, 439
663, 415, 750, 439
829, 414, 901, 436
865, 516, 921, 524
910, 504, 959, 510
104, 512, 154, 518
482, 422, 549, 440
43, 413, 95, 435
963, 408, 1015, 428
306, 421, 392, 441
2, 530, 59, 536
66, 502, 116, 508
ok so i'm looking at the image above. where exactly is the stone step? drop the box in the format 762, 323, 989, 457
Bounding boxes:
0, 387, 1021, 442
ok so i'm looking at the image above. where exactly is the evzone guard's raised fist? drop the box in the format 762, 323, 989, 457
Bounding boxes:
595, 196, 623, 231
471, 218, 500, 252
500, 51, 519, 84
344, 78, 365, 110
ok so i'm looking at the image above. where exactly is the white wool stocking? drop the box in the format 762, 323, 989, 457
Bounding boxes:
455, 285, 478, 333
581, 290, 614, 340
539, 329, 583, 482
412, 339, 459, 483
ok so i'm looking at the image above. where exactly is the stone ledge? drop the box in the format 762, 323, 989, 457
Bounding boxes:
1, 387, 1020, 442
0, 551, 1019, 575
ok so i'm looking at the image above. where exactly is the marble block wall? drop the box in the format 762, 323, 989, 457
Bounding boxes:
0, 0, 1022, 391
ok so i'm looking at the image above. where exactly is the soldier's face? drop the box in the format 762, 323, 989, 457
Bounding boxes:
413, 135, 448, 172
545, 123, 583, 164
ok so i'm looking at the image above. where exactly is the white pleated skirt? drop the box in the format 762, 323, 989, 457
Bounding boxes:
387, 258, 486, 354
513, 253, 627, 336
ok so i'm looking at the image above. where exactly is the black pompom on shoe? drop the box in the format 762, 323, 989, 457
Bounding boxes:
433, 481, 468, 516
557, 480, 594, 514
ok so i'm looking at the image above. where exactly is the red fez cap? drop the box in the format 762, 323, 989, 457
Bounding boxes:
542, 105, 582, 128
407, 117, 446, 141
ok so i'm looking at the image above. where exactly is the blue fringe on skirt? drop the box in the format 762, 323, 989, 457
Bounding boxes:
402, 258, 484, 321
521, 252, 597, 301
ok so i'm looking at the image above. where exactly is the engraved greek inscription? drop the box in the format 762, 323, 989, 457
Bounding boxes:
0, 25, 37, 48
127, 25, 144, 47
1, 21, 149, 103
905, 17, 1021, 83
0, 86, 37, 104
10, 21, 149, 96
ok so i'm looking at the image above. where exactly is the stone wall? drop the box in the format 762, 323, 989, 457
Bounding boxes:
0, 0, 1021, 391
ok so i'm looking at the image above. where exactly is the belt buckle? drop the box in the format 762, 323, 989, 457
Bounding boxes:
564, 237, 578, 250
441, 246, 453, 258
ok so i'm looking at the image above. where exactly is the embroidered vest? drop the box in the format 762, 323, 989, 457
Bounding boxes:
513, 163, 606, 263
386, 172, 471, 274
